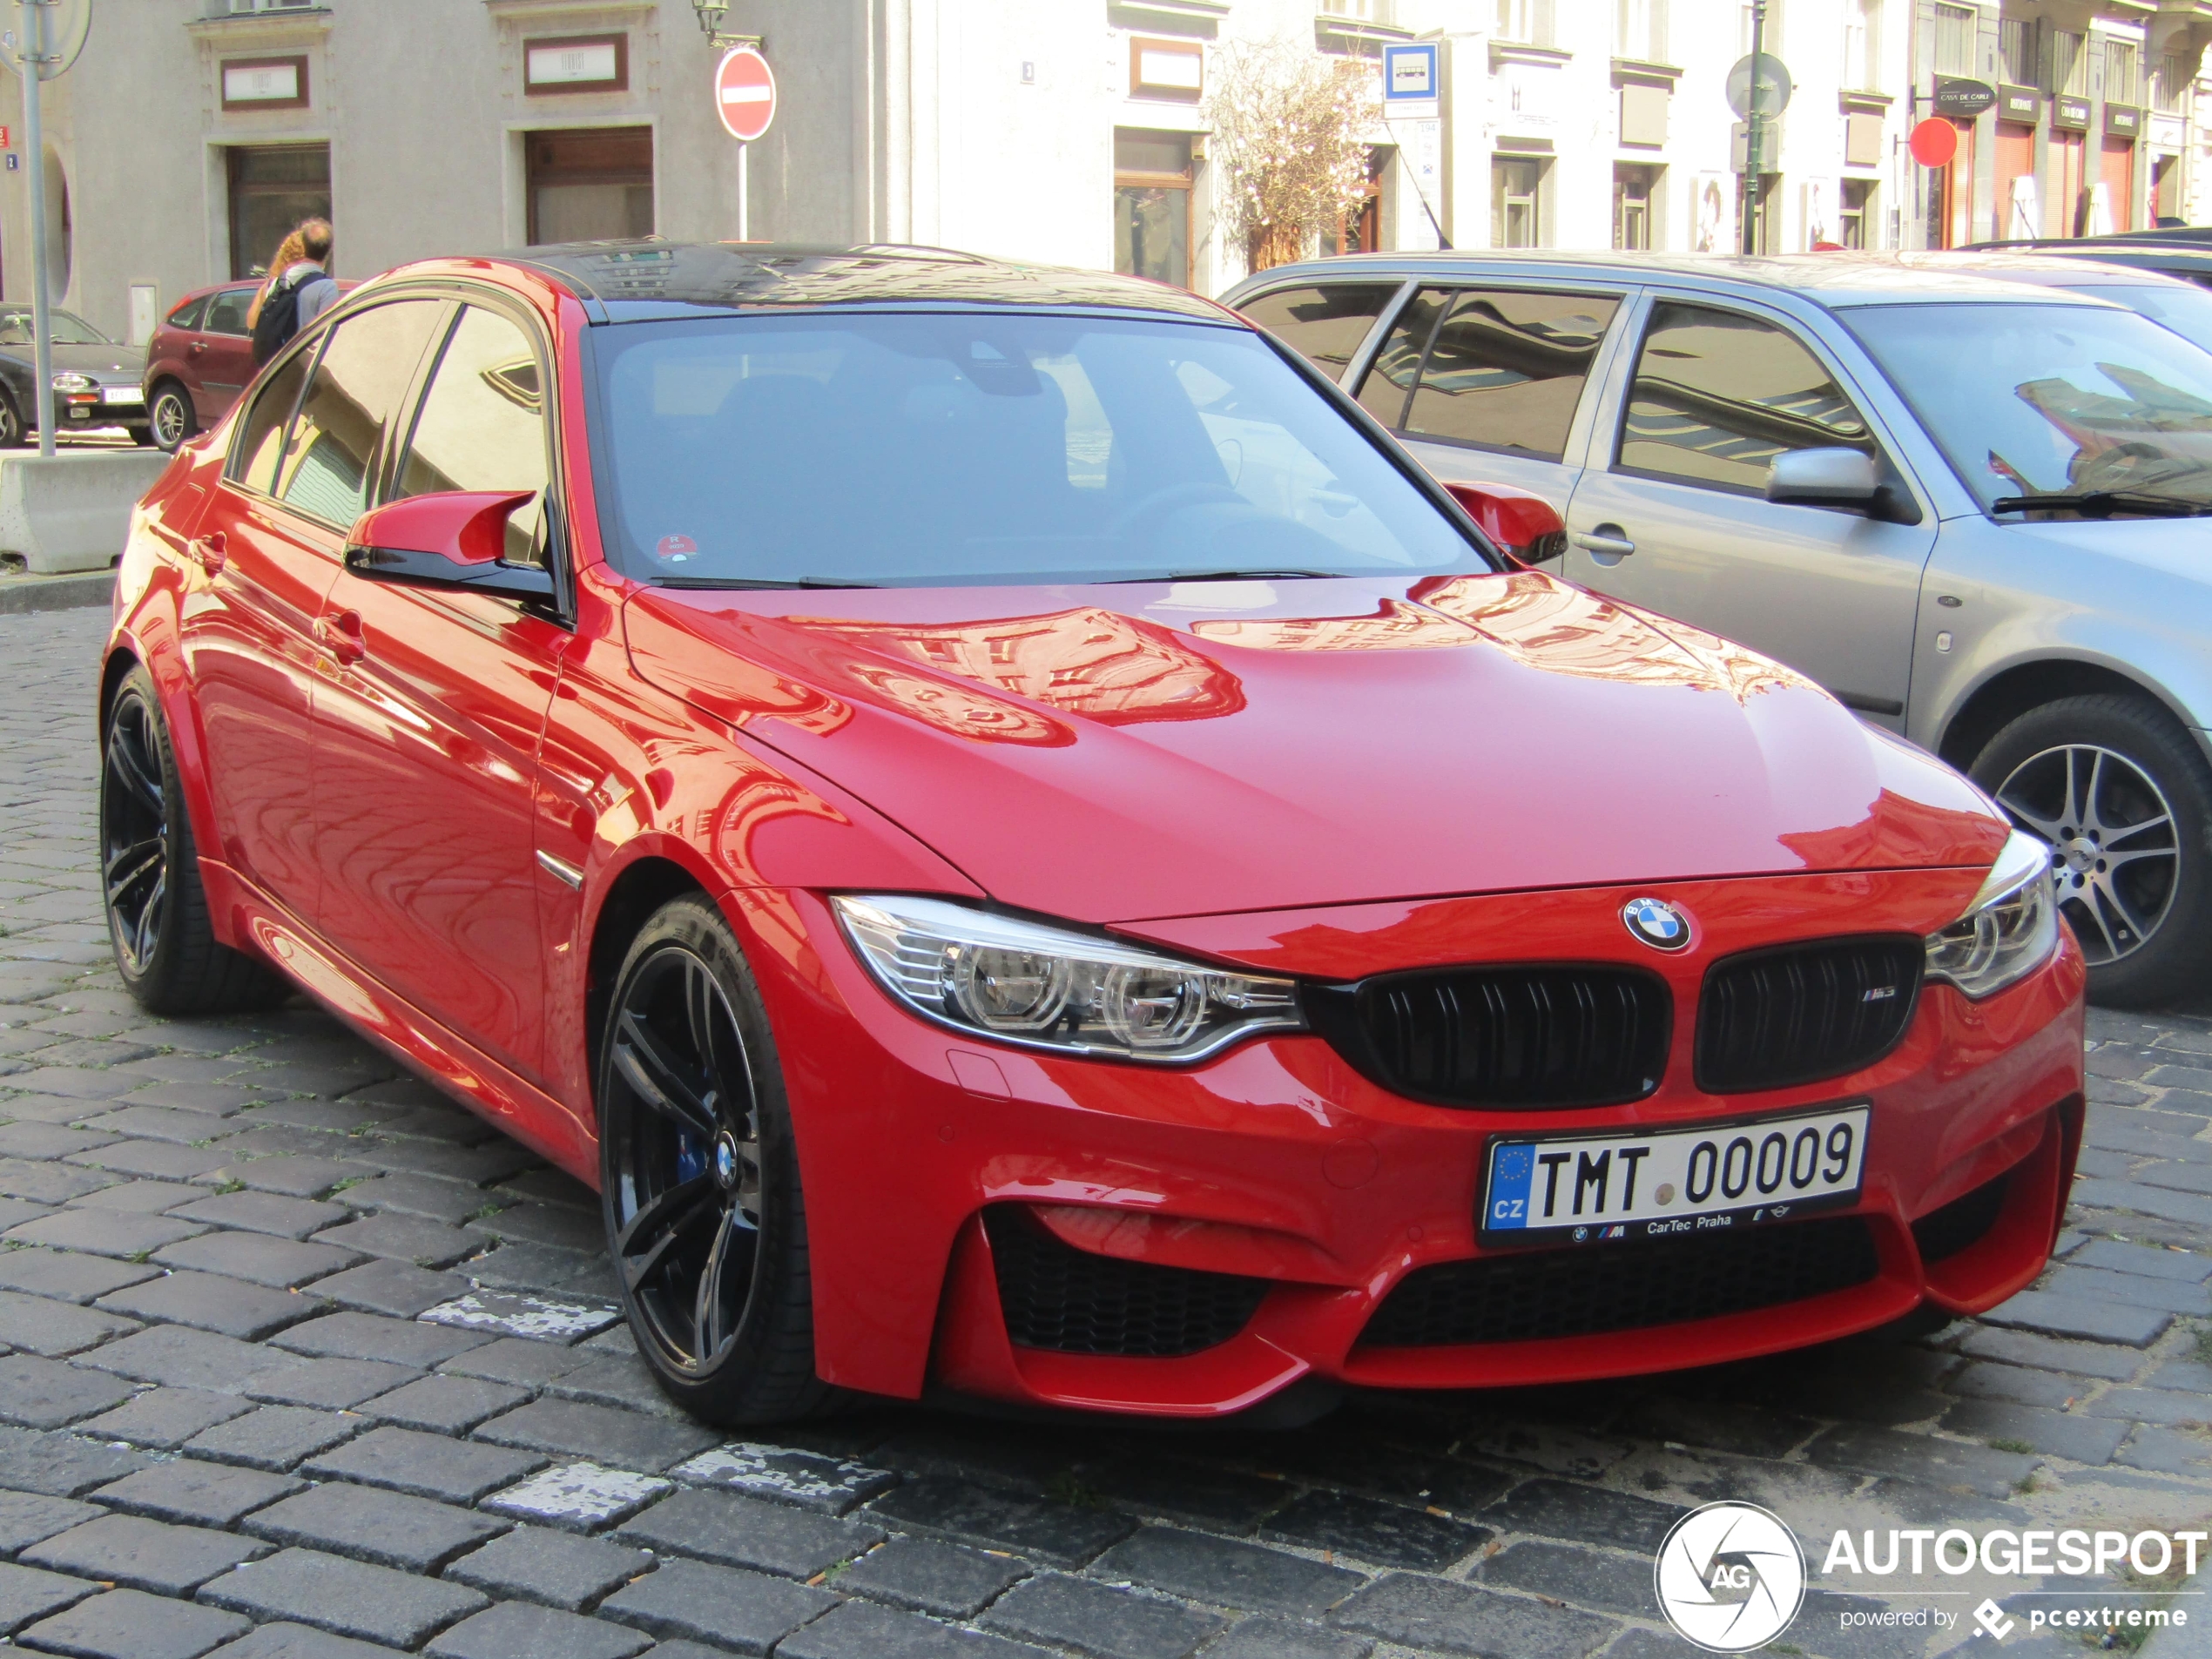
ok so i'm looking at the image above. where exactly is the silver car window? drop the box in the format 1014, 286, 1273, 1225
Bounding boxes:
2066, 282, 2212, 354
1847, 300, 2212, 509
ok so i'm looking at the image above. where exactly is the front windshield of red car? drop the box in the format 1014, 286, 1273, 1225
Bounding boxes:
589, 311, 1484, 586
1847, 300, 2212, 510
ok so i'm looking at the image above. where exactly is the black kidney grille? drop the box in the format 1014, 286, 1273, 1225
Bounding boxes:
1308, 966, 1669, 1109
1695, 936, 1923, 1094
1360, 1215, 1879, 1348
1912, 1171, 2010, 1265
982, 1207, 1269, 1359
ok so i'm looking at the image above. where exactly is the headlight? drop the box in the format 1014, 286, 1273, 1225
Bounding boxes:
51, 372, 93, 392
833, 894, 1304, 1062
1924, 830, 2060, 999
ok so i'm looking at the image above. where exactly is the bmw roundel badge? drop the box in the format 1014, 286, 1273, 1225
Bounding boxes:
1622, 896, 1691, 952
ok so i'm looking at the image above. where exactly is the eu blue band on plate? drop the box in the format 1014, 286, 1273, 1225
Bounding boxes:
1487, 1142, 1534, 1229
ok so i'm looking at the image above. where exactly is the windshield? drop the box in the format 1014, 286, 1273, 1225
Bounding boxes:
590, 312, 1481, 586
1848, 300, 2212, 510
0, 309, 111, 347
2067, 282, 2212, 354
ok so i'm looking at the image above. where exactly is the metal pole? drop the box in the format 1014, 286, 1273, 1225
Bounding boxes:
1741, 0, 1765, 255
19, 0, 51, 455
738, 139, 748, 240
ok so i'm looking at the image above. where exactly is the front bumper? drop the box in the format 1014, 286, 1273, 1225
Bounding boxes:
748, 868, 2085, 1417
61, 389, 145, 425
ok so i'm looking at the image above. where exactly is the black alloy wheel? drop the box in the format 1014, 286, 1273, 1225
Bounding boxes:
598, 895, 834, 1422
98, 666, 287, 1015
0, 390, 26, 448
1972, 691, 2212, 1008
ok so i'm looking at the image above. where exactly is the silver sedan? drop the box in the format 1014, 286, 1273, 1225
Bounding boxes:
1228, 253, 2212, 1007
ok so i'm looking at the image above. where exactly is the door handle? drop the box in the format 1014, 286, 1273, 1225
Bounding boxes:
189, 341, 206, 354
314, 610, 365, 665
188, 532, 226, 576
1572, 524, 1636, 559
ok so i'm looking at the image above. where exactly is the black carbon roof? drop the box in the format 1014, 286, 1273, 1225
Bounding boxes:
496, 240, 1235, 321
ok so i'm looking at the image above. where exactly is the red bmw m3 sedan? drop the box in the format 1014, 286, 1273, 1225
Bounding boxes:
99, 244, 2084, 1425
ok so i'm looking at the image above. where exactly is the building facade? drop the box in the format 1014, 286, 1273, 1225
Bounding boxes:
6, 0, 2205, 349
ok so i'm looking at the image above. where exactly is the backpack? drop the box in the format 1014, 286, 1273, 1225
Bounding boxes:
250, 268, 327, 367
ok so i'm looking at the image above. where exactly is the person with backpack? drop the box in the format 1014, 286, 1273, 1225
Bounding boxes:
247, 218, 338, 367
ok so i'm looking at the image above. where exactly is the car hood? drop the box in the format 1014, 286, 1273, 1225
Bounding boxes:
1994, 515, 2212, 584
624, 571, 2009, 924
43, 343, 145, 382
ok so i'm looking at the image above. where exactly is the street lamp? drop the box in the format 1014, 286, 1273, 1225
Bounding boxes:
691, 1, 758, 51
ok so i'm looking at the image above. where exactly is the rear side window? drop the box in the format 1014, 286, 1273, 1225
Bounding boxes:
233, 352, 313, 496
1239, 284, 1399, 382
1354, 287, 1447, 428
1403, 290, 1620, 460
165, 295, 209, 332
1616, 303, 1873, 493
395, 306, 550, 564
204, 289, 253, 337
272, 300, 447, 527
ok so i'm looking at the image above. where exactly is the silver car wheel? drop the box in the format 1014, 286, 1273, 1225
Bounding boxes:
151, 388, 189, 449
1994, 743, 2179, 966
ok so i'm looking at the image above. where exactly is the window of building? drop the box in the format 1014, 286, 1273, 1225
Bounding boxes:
1493, 157, 1548, 248
2154, 54, 2192, 114
1616, 0, 1666, 63
1998, 17, 2038, 90
1844, 0, 1881, 92
1617, 303, 1872, 494
1496, 0, 1554, 48
227, 144, 331, 281
1240, 284, 1400, 381
397, 307, 551, 564
1403, 289, 1621, 459
274, 300, 448, 528
1932, 4, 1977, 79
2154, 153, 2182, 222
1320, 0, 1394, 21
1319, 150, 1386, 255
1114, 131, 1192, 289
526, 126, 652, 245
1614, 165, 1658, 249
1838, 178, 1876, 248
2105, 40, 2140, 109
2052, 30, 2087, 98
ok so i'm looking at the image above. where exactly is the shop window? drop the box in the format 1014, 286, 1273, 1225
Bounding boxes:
527, 126, 652, 245
227, 144, 329, 280
1113, 131, 1191, 288
1838, 179, 1877, 249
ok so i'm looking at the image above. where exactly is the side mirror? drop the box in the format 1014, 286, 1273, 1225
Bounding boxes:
343, 489, 554, 601
1765, 447, 1881, 509
1443, 480, 1568, 566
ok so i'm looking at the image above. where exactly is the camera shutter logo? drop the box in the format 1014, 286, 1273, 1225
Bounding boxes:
1654, 1501, 1806, 1652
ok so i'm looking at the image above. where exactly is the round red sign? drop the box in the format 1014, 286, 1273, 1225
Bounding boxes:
1909, 117, 1959, 169
715, 47, 776, 143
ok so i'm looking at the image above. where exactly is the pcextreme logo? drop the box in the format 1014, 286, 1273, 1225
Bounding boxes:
1655, 1502, 1807, 1652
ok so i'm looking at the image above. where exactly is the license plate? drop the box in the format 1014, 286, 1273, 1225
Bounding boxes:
1480, 1104, 1869, 1247
104, 387, 143, 404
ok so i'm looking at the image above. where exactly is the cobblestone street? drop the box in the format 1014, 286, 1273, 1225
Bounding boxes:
3, 603, 2209, 1659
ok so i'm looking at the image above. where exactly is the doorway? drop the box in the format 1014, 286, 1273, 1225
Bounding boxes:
227, 144, 331, 280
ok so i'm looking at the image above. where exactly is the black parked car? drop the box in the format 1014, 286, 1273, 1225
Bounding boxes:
0, 306, 151, 446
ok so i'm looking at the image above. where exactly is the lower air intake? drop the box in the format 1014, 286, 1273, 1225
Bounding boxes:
1360, 1215, 1880, 1347
1912, 1172, 2010, 1264
982, 1206, 1270, 1358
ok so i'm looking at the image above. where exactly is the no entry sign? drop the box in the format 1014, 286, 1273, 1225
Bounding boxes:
715, 47, 776, 143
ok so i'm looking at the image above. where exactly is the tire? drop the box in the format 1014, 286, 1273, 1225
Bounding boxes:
0, 390, 28, 448
99, 665, 290, 1016
597, 895, 838, 1424
1970, 692, 2212, 1008
147, 381, 195, 453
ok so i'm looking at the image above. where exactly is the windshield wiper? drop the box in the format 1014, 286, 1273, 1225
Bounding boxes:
1989, 490, 2212, 519
652, 576, 880, 590
1102, 569, 1339, 583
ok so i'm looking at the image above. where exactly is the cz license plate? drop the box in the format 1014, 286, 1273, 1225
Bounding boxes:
1480, 1104, 1869, 1247
105, 386, 143, 404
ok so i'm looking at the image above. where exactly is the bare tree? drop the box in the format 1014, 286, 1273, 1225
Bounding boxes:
1204, 40, 1375, 275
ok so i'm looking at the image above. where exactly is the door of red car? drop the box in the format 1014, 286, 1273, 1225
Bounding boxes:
194, 287, 258, 423
176, 339, 342, 919
309, 298, 566, 1084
